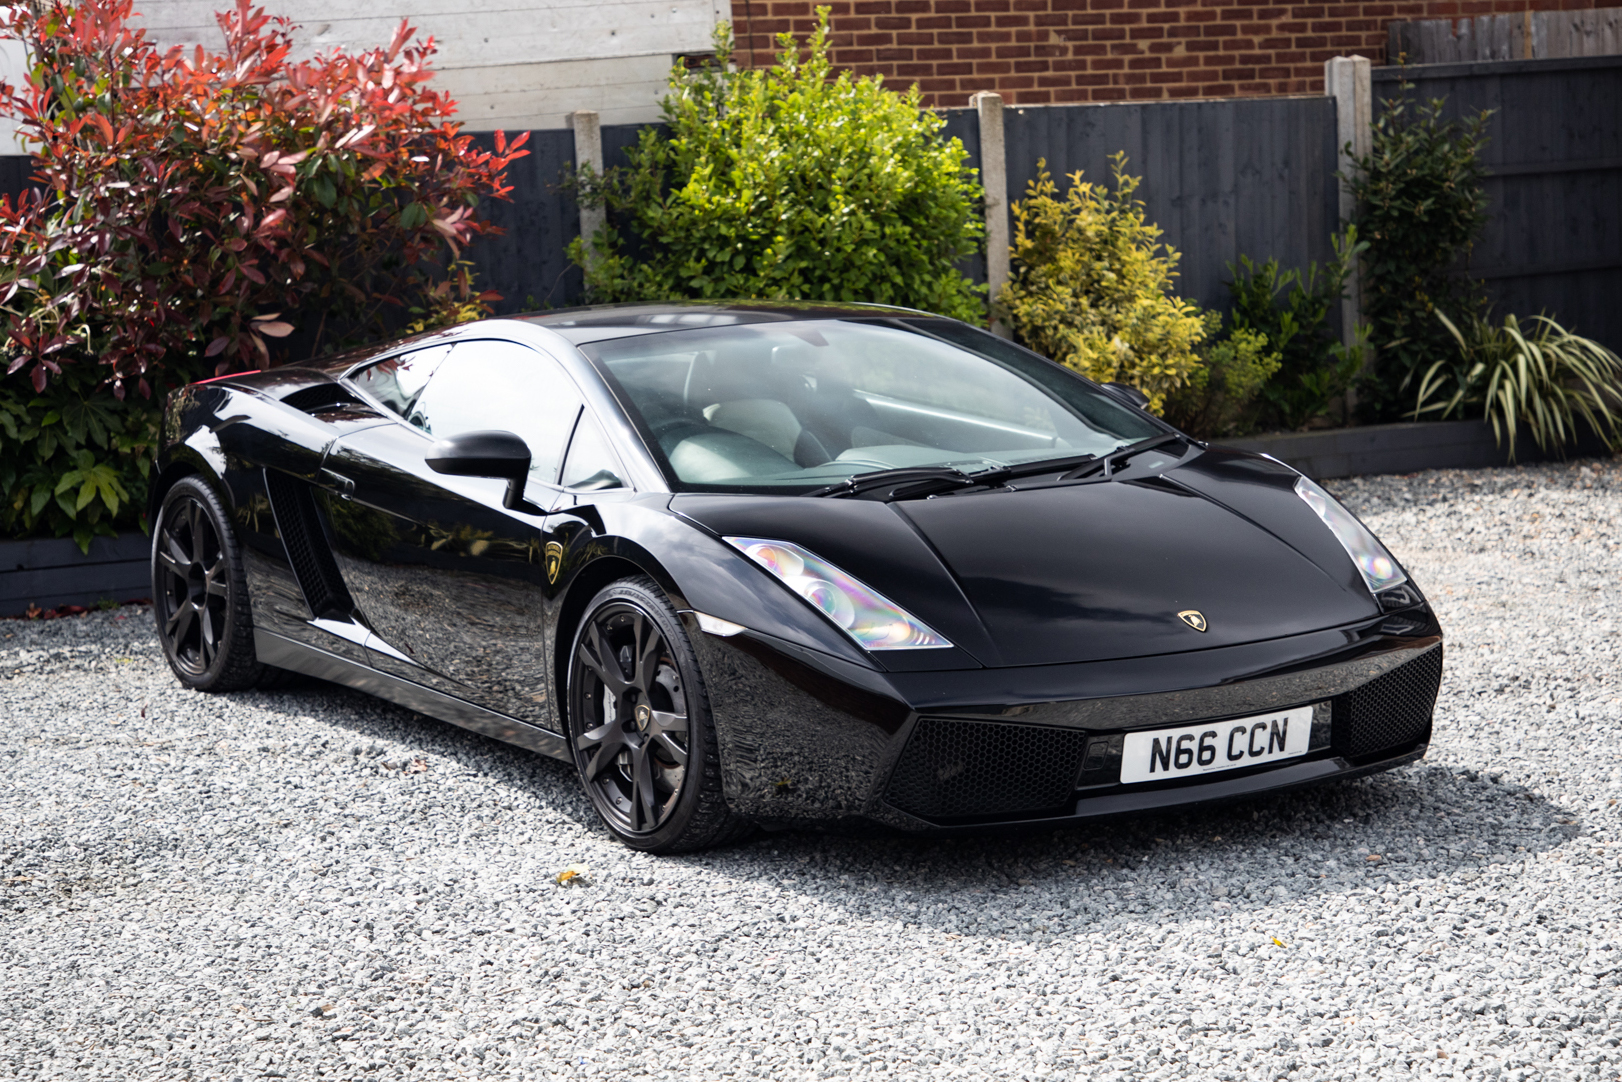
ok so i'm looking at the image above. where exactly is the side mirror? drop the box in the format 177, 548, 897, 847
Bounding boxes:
425, 430, 543, 514
1102, 381, 1152, 411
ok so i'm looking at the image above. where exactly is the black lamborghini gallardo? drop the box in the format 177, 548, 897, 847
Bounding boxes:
151, 302, 1442, 851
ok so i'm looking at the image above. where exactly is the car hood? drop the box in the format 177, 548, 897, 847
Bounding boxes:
670, 466, 1380, 668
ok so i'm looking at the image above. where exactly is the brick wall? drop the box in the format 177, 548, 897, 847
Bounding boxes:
731, 0, 1601, 105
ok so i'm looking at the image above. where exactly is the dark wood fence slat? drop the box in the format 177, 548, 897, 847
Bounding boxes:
1377, 56, 1622, 351
999, 96, 1338, 318
460, 129, 580, 313
1393, 7, 1622, 62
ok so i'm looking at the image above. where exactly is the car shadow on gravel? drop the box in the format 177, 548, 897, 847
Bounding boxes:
244, 681, 1579, 934
707, 763, 1583, 934
232, 680, 600, 815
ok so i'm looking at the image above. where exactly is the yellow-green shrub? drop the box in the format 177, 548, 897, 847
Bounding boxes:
995, 156, 1208, 411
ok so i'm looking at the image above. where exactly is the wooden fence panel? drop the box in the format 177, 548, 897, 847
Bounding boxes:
0, 155, 34, 202
939, 108, 986, 290
1000, 95, 1341, 317
462, 128, 582, 314
1392, 7, 1621, 63
1373, 55, 1622, 354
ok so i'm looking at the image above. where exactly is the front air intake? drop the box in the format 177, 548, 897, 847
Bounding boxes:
884, 718, 1088, 821
1334, 645, 1443, 760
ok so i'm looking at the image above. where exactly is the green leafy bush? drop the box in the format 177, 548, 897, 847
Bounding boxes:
570, 10, 983, 322
1225, 229, 1369, 431
0, 368, 166, 551
1346, 93, 1491, 422
1414, 313, 1622, 458
995, 156, 1208, 412
1160, 328, 1281, 438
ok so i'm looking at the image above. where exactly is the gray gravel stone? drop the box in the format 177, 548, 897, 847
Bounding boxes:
2, 456, 1620, 1080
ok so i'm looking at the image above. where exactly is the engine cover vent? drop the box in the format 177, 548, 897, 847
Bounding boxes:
280, 382, 362, 414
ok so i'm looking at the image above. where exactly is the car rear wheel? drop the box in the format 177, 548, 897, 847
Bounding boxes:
152, 476, 266, 692
566, 577, 747, 852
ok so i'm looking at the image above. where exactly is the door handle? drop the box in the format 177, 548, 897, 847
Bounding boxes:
319, 468, 355, 500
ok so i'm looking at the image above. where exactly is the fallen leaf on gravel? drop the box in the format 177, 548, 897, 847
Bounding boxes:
1272, 937, 1288, 948
555, 864, 592, 886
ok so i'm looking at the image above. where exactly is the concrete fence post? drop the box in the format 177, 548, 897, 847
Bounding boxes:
971, 91, 1011, 337
1325, 56, 1372, 351
570, 110, 605, 275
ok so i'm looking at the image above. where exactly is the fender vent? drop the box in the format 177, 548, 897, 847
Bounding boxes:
1334, 645, 1443, 760
263, 468, 352, 619
885, 719, 1088, 822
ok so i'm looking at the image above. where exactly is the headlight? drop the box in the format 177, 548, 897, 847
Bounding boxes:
725, 536, 952, 651
1293, 477, 1407, 594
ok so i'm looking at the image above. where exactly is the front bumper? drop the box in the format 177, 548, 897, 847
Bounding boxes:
687, 613, 1443, 833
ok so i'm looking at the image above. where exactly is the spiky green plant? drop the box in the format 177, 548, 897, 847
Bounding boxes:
1413, 313, 1622, 459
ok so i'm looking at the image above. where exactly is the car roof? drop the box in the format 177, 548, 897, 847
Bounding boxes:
262, 299, 934, 380
515, 300, 928, 345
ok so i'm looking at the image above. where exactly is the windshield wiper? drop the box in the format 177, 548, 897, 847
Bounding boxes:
811, 454, 1102, 501
1059, 434, 1184, 480
807, 466, 976, 499
810, 439, 1183, 501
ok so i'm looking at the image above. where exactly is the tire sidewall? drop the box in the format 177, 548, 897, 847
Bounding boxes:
566, 578, 715, 852
152, 476, 250, 691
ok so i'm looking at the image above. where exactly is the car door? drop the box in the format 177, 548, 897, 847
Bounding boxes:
321, 337, 587, 729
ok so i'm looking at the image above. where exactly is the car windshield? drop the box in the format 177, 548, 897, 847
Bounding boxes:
580, 318, 1164, 492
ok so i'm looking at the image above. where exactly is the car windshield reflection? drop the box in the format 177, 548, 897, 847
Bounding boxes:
580, 318, 1162, 492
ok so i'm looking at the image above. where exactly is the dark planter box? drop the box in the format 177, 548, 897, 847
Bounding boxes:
1220, 419, 1613, 480
0, 532, 151, 617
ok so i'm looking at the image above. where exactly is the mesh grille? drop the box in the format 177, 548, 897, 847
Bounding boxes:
263, 469, 351, 618
1336, 646, 1443, 759
885, 719, 1088, 821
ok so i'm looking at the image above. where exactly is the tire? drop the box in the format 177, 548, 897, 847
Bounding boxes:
151, 476, 266, 692
565, 576, 750, 853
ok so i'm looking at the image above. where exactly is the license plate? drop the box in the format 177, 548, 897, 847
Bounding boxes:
1119, 705, 1314, 785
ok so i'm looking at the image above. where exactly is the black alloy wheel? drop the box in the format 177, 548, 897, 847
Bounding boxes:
152, 476, 265, 691
566, 577, 746, 852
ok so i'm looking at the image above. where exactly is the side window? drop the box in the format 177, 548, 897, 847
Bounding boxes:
410, 340, 585, 485
351, 343, 454, 418
560, 411, 627, 491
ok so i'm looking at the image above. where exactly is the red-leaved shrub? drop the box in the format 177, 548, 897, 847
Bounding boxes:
0, 0, 528, 397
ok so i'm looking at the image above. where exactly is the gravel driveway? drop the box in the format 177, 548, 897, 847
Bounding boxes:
3, 458, 1620, 1081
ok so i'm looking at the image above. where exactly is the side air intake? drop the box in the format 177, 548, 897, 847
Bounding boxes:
263, 468, 352, 619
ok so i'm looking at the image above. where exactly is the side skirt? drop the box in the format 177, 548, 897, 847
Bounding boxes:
255, 628, 569, 762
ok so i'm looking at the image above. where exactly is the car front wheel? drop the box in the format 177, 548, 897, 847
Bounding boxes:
566, 577, 747, 853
